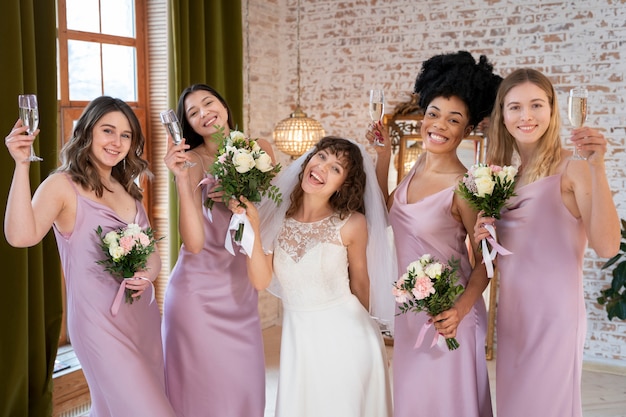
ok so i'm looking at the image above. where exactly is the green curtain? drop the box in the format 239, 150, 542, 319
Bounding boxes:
167, 0, 243, 267
0, 1, 62, 416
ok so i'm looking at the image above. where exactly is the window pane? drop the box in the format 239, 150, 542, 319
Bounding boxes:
66, 0, 100, 33
102, 44, 137, 101
68, 40, 103, 101
101, 0, 135, 37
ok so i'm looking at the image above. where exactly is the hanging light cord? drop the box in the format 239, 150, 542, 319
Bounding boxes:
245, 0, 251, 134
296, 0, 301, 108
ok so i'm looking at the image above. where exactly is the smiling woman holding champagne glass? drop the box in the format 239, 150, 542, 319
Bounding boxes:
4, 96, 176, 417
474, 69, 620, 417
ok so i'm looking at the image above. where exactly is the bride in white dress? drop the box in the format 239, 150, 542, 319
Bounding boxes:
229, 136, 394, 417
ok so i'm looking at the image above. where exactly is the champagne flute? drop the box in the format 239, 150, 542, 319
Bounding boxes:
160, 109, 195, 168
369, 89, 385, 146
567, 87, 588, 160
18, 94, 42, 162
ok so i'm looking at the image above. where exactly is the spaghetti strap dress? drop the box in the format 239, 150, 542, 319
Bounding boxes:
162, 168, 265, 417
494, 174, 586, 417
272, 215, 392, 417
52, 175, 175, 417
388, 166, 492, 417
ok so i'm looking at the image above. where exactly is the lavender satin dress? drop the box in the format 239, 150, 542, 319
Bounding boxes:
53, 176, 175, 417
389, 167, 492, 417
162, 173, 265, 417
495, 174, 586, 417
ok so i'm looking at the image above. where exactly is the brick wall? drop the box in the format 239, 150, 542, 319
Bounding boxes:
245, 0, 626, 366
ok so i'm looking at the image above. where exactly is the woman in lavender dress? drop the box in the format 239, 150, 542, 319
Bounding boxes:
475, 69, 620, 417
162, 84, 274, 416
368, 51, 501, 417
4, 96, 175, 416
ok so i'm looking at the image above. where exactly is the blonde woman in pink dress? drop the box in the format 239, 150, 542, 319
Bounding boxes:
162, 84, 274, 416
4, 97, 176, 416
474, 69, 620, 417
368, 51, 501, 417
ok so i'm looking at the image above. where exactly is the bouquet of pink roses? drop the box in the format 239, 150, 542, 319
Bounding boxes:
456, 163, 517, 277
392, 254, 464, 351
204, 126, 282, 254
96, 224, 162, 314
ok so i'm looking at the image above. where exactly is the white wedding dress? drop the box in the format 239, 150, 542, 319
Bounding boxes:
272, 214, 392, 417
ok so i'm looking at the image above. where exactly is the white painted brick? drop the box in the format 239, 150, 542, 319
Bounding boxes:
245, 0, 626, 363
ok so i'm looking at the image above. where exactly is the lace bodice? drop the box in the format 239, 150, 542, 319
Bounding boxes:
273, 215, 352, 310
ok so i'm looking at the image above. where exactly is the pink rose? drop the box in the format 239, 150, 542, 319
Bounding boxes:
393, 286, 410, 304
119, 235, 136, 254
411, 276, 436, 300
137, 233, 151, 247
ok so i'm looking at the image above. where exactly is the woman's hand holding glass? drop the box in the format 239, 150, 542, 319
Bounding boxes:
365, 121, 391, 155
5, 119, 40, 165
160, 109, 196, 168
569, 126, 607, 166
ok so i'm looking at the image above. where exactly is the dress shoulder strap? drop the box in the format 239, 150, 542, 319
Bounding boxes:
188, 150, 207, 172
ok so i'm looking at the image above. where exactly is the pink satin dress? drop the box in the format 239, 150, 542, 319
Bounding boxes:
494, 174, 586, 417
53, 176, 175, 417
162, 173, 265, 417
389, 166, 492, 417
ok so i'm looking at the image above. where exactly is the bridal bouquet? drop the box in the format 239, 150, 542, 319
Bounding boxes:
96, 223, 161, 306
456, 163, 517, 277
392, 254, 464, 351
205, 126, 282, 250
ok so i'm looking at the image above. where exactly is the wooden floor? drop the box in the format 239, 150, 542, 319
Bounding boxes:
262, 326, 626, 417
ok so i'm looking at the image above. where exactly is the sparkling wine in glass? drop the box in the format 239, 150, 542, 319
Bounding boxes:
568, 87, 588, 160
160, 109, 195, 168
369, 89, 385, 146
18, 94, 42, 162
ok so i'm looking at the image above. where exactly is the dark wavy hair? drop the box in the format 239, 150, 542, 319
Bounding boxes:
414, 50, 502, 128
286, 137, 366, 220
56, 96, 149, 200
176, 84, 236, 150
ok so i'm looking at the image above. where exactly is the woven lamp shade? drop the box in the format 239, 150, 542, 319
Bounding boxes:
273, 106, 325, 158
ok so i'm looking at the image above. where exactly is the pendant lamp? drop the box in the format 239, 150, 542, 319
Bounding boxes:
273, 0, 325, 157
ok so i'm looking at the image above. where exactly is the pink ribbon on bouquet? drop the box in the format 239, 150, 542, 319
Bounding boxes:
414, 321, 443, 349
225, 212, 255, 258
482, 223, 513, 278
110, 277, 155, 317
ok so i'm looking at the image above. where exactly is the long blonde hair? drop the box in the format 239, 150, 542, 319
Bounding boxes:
487, 69, 562, 183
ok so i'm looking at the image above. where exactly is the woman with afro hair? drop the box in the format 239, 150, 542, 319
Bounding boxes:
367, 50, 501, 417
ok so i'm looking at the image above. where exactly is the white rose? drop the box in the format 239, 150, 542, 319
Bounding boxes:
123, 223, 142, 237
109, 245, 125, 261
225, 145, 238, 155
425, 262, 443, 279
255, 152, 273, 172
103, 231, 120, 246
233, 150, 256, 173
229, 130, 246, 142
502, 165, 518, 182
475, 176, 495, 197
419, 254, 432, 265
407, 261, 424, 277
250, 140, 261, 153
473, 165, 492, 179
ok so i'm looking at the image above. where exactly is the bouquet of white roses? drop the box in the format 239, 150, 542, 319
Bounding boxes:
392, 254, 465, 351
204, 126, 282, 251
456, 163, 517, 277
96, 224, 161, 312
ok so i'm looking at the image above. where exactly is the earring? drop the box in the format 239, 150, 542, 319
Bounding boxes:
123, 159, 126, 170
